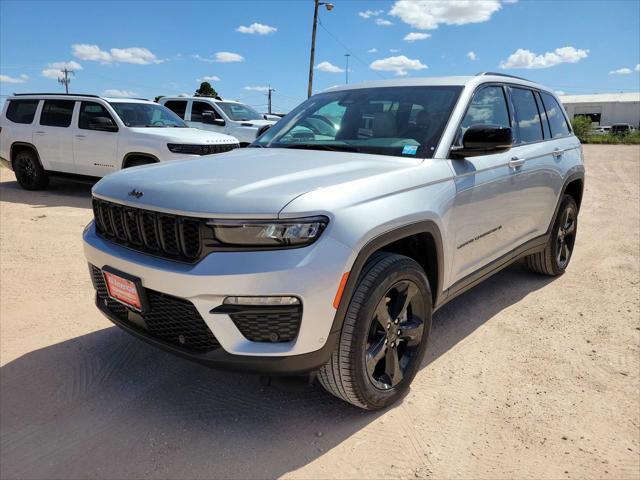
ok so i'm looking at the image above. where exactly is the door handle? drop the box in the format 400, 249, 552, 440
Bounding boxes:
75, 135, 86, 139
508, 157, 525, 168
552, 148, 563, 158
34, 131, 47, 135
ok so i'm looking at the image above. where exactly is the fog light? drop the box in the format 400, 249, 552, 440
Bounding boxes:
223, 296, 300, 306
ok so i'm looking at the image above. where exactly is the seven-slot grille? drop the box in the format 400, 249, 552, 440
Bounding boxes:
90, 265, 220, 352
92, 198, 204, 262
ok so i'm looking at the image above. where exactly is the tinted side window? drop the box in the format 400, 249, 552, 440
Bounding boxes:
534, 92, 551, 139
6, 100, 39, 124
459, 86, 510, 144
163, 100, 187, 119
40, 100, 75, 127
191, 101, 219, 122
510, 88, 543, 144
540, 92, 571, 138
79, 101, 116, 130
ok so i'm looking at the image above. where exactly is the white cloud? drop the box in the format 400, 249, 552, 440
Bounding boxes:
368, 48, 378, 53
499, 46, 589, 69
503, 0, 518, 3
370, 55, 428, 76
198, 75, 221, 82
636, 64, 640, 72
389, 48, 401, 53
244, 86, 270, 92
467, 51, 477, 60
215, 51, 244, 63
0, 74, 28, 84
236, 22, 277, 35
390, 0, 502, 30
404, 32, 431, 42
102, 89, 139, 97
315, 61, 345, 73
41, 61, 83, 79
609, 68, 633, 75
72, 44, 160, 64
376, 18, 393, 26
359, 9, 384, 19
555, 90, 566, 96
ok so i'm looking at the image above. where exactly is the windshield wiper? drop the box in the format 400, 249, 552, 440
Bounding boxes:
282, 144, 361, 153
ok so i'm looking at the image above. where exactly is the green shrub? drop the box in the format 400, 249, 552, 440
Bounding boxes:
581, 131, 640, 145
571, 116, 593, 142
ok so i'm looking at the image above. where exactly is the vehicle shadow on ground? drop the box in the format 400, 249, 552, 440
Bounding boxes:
0, 178, 94, 209
0, 263, 555, 479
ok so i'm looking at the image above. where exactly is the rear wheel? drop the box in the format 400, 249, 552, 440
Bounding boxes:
318, 252, 432, 410
13, 149, 49, 190
525, 194, 578, 276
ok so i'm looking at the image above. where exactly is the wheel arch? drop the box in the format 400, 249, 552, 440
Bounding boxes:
547, 171, 585, 235
331, 220, 444, 335
10, 142, 43, 168
121, 152, 159, 169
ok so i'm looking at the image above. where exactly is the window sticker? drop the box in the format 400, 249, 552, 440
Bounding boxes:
402, 145, 418, 155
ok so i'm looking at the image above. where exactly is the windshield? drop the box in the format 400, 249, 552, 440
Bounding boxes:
110, 102, 187, 127
251, 86, 462, 158
217, 102, 264, 121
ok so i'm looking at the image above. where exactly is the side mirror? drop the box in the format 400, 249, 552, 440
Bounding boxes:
89, 116, 118, 132
202, 111, 225, 126
451, 124, 512, 158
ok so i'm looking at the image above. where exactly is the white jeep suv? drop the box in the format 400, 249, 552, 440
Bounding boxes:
84, 74, 584, 409
0, 94, 239, 190
159, 96, 276, 146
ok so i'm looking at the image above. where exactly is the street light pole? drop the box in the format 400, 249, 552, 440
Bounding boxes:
307, 0, 333, 98
345, 53, 350, 84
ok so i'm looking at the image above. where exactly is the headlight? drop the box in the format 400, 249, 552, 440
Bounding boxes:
209, 216, 328, 248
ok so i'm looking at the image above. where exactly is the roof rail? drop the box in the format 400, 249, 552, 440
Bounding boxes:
12, 92, 101, 98
476, 72, 530, 81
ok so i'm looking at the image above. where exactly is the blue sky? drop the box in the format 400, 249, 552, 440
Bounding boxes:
1, 0, 639, 112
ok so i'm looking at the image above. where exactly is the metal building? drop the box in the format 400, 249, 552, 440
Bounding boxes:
559, 92, 640, 128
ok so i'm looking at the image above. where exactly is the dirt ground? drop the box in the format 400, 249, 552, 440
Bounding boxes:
1, 145, 639, 480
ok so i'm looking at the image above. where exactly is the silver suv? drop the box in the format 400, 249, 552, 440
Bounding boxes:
83, 73, 584, 410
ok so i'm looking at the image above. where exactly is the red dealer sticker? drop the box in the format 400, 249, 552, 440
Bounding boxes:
104, 271, 142, 311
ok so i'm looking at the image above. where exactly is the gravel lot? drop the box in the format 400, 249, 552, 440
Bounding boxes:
1, 145, 639, 480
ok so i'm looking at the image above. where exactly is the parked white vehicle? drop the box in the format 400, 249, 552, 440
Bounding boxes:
160, 96, 276, 146
0, 94, 239, 190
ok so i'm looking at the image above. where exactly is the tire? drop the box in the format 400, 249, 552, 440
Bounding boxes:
13, 149, 49, 190
525, 194, 578, 276
318, 252, 432, 410
124, 157, 156, 168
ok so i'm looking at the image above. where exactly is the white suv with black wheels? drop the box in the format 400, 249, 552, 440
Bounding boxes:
159, 96, 276, 146
83, 74, 584, 410
0, 94, 239, 190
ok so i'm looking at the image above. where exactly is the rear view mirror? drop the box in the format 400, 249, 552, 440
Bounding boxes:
451, 124, 512, 158
202, 111, 225, 126
89, 116, 118, 132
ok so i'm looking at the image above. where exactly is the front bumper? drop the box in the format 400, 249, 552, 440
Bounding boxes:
83, 222, 352, 372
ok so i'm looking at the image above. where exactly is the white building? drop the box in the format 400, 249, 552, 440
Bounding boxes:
559, 92, 640, 128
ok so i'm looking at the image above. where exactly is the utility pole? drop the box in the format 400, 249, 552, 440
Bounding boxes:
267, 85, 275, 114
58, 67, 74, 94
307, 0, 334, 98
345, 54, 351, 84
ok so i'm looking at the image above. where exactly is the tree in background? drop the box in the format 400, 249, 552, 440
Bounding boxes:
154, 95, 164, 103
571, 115, 593, 142
195, 82, 218, 97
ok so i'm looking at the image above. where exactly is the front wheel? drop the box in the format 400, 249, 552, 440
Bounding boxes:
318, 252, 432, 410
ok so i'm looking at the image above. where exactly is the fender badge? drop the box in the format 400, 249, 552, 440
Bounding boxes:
128, 189, 144, 199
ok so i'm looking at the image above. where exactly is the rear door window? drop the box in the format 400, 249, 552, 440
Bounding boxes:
6, 100, 39, 124
40, 100, 75, 127
510, 88, 544, 144
540, 92, 572, 138
163, 100, 187, 119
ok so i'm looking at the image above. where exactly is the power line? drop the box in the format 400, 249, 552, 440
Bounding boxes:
58, 67, 74, 94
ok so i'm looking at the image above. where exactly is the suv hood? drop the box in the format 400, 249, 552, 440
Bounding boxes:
92, 148, 419, 217
129, 127, 238, 144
